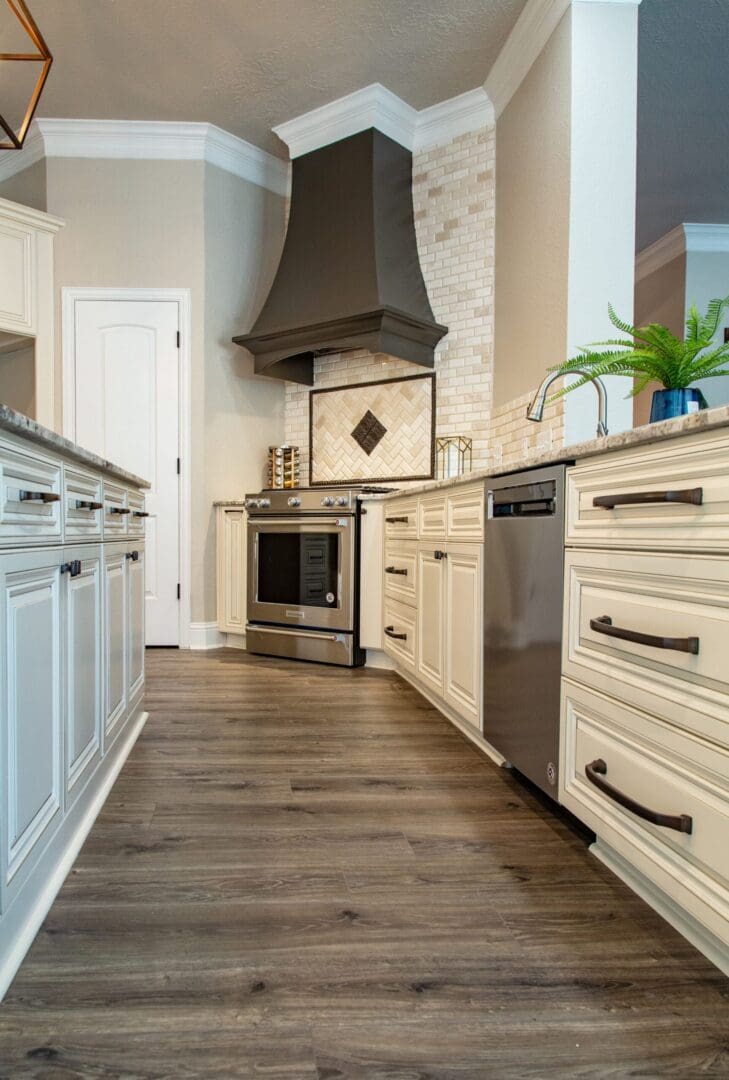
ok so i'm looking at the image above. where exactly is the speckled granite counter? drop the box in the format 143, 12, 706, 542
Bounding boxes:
365, 404, 729, 500
0, 403, 150, 487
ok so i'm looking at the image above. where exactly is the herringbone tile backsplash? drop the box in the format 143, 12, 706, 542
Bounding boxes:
311, 375, 434, 484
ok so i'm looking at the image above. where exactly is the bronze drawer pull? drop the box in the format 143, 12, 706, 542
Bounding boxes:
585, 758, 693, 834
385, 566, 407, 575
132, 510, 150, 517
19, 490, 60, 503
434, 549, 448, 560
75, 499, 103, 511
590, 614, 699, 655
109, 506, 131, 515
60, 560, 82, 578
126, 550, 140, 561
386, 515, 409, 524
384, 625, 407, 641
593, 487, 703, 510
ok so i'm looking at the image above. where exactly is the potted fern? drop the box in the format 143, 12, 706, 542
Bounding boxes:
549, 296, 729, 423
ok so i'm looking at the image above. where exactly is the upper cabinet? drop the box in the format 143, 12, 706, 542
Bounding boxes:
0, 198, 64, 430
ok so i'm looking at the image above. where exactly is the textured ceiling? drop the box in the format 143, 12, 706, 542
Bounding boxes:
1, 0, 526, 157
637, 0, 729, 251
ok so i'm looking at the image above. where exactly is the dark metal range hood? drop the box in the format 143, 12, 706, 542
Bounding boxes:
234, 128, 447, 385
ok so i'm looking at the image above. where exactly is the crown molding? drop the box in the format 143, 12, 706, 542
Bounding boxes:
273, 83, 493, 159
273, 84, 418, 158
485, 0, 641, 119
0, 119, 290, 195
0, 193, 63, 232
636, 224, 729, 282
414, 88, 494, 151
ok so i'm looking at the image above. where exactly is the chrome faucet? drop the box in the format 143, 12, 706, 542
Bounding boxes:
526, 370, 609, 438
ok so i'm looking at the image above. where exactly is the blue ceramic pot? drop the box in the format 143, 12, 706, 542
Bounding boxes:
649, 387, 708, 423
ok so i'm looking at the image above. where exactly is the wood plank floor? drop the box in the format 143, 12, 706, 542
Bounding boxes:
0, 648, 727, 1078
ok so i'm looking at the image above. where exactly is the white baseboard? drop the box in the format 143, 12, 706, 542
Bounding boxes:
591, 840, 729, 978
0, 708, 149, 1001
225, 633, 247, 650
188, 621, 226, 649
365, 649, 396, 670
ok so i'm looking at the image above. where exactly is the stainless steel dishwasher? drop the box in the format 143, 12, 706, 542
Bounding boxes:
483, 464, 566, 798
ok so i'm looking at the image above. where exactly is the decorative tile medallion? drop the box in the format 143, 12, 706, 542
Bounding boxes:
351, 409, 387, 455
310, 373, 435, 485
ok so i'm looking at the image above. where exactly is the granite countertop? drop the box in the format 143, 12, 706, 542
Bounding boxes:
0, 404, 150, 488
213, 499, 248, 507
368, 403, 729, 500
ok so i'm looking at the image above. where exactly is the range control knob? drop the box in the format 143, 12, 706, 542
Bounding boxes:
244, 498, 258, 510
335, 496, 349, 507
258, 497, 271, 509
287, 496, 301, 508
321, 496, 335, 507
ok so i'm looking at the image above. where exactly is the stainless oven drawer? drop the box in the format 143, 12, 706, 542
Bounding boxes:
246, 624, 357, 666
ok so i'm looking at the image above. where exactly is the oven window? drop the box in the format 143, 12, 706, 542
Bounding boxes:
257, 532, 339, 607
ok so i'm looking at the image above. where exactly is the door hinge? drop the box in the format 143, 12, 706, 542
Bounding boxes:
177, 583, 181, 600
176, 457, 181, 475
176, 331, 181, 348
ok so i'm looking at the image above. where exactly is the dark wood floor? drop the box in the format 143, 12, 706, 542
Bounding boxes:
0, 649, 727, 1078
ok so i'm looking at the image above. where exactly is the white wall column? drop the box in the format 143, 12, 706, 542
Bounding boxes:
565, 0, 641, 444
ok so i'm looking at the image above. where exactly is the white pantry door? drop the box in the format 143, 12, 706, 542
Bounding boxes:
71, 299, 180, 645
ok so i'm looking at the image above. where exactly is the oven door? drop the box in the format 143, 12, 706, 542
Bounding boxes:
247, 516, 355, 632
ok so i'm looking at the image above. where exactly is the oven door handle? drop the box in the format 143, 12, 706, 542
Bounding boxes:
247, 625, 342, 642
248, 517, 349, 528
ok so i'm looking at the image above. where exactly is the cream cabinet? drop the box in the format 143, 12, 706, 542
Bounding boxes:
416, 545, 445, 695
0, 425, 148, 999
561, 430, 729, 976
383, 482, 485, 735
216, 504, 247, 639
65, 546, 103, 803
0, 198, 63, 430
0, 548, 63, 904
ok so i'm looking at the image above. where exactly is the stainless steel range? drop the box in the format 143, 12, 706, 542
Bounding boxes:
245, 486, 392, 667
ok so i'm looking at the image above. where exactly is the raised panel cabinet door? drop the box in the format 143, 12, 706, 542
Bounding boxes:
127, 543, 145, 703
0, 220, 33, 332
416, 545, 445, 696
104, 546, 128, 745
217, 508, 246, 635
444, 544, 482, 730
65, 546, 103, 802
0, 550, 62, 895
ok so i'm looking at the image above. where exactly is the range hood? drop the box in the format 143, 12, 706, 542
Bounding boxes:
234, 128, 447, 385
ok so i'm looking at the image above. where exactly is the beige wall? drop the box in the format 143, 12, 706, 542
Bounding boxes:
0, 159, 47, 212
201, 162, 286, 619
633, 253, 686, 426
0, 340, 36, 416
493, 12, 571, 410
2, 155, 287, 626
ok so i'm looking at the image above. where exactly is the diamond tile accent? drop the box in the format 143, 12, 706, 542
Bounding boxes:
351, 410, 387, 455
311, 374, 434, 484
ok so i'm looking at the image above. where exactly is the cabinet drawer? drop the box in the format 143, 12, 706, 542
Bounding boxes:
566, 430, 729, 552
447, 485, 484, 541
384, 540, 417, 604
127, 489, 148, 537
418, 494, 447, 539
384, 499, 417, 539
383, 596, 417, 672
561, 682, 729, 922
564, 549, 729, 749
103, 481, 129, 536
0, 442, 62, 546
63, 466, 103, 541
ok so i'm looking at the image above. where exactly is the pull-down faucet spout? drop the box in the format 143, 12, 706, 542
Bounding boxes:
526, 370, 609, 438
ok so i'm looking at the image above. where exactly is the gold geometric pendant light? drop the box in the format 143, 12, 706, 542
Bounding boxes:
0, 0, 52, 149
